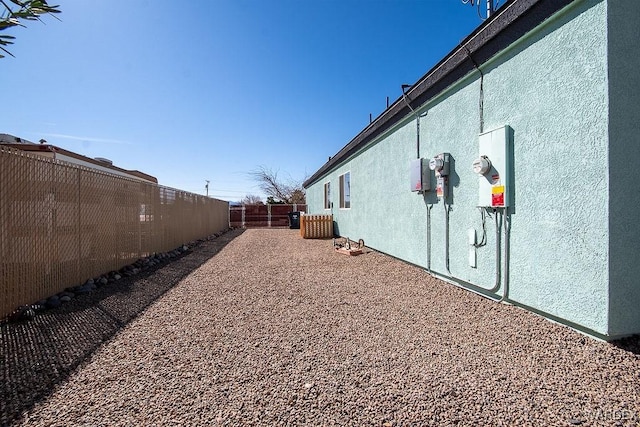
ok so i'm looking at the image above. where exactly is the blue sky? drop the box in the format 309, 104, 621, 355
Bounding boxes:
1, 0, 486, 201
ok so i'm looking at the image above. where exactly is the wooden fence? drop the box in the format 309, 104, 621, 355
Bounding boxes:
229, 204, 307, 228
0, 146, 229, 319
300, 214, 334, 239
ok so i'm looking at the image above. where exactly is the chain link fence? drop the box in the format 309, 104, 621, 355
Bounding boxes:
0, 146, 229, 318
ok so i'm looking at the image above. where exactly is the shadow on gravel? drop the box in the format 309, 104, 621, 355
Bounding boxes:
611, 334, 640, 355
0, 228, 244, 426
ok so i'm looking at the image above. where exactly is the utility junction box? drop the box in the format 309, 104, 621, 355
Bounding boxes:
474, 126, 512, 208
410, 158, 431, 192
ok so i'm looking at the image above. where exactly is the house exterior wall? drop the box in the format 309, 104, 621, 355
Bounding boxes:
606, 0, 640, 337
306, 0, 625, 337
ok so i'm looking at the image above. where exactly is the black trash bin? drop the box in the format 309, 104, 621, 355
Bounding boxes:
288, 211, 301, 229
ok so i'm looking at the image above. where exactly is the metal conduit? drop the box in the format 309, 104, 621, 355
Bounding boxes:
426, 203, 433, 273
429, 206, 506, 300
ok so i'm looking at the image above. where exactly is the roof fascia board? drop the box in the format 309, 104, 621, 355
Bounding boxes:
1, 143, 158, 183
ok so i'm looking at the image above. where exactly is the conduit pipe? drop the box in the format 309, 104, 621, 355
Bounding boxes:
465, 47, 485, 134
429, 207, 505, 300
401, 84, 427, 159
405, 83, 436, 276
499, 209, 511, 302
426, 203, 433, 273
445, 202, 452, 275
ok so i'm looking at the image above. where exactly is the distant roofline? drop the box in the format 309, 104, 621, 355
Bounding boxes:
1, 143, 158, 184
303, 0, 573, 188
0, 133, 37, 145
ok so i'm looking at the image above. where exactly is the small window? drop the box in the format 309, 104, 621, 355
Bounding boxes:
339, 172, 350, 209
324, 182, 331, 210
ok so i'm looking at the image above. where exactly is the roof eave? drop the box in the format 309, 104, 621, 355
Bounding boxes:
1, 143, 158, 183
303, 0, 573, 189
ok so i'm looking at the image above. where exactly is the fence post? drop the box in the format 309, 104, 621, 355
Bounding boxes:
241, 205, 246, 228
77, 168, 81, 283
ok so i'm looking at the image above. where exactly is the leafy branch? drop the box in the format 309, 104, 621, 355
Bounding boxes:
0, 0, 61, 58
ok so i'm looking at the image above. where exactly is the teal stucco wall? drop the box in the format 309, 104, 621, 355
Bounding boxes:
606, 0, 640, 337
306, 0, 639, 338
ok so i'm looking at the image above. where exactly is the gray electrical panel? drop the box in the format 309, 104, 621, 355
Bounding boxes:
410, 158, 430, 192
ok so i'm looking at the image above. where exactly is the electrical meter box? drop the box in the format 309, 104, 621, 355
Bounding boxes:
475, 125, 512, 207
410, 158, 430, 192
430, 153, 451, 200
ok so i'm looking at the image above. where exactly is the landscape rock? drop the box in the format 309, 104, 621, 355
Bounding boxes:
45, 296, 61, 308
2, 230, 229, 325
7, 228, 640, 426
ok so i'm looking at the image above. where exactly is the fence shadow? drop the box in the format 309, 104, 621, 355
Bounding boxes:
0, 228, 245, 426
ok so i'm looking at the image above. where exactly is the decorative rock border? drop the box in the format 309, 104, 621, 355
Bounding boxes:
2, 229, 232, 325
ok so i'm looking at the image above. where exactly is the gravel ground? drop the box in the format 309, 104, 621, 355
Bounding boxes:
4, 228, 640, 426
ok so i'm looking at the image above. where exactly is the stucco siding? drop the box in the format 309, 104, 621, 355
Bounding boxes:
307, 0, 616, 336
607, 0, 640, 337
484, 0, 609, 333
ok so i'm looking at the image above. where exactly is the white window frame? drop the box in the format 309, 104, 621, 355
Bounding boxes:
339, 172, 351, 209
324, 182, 331, 210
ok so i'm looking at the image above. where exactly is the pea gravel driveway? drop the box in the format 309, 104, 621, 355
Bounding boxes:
5, 228, 640, 426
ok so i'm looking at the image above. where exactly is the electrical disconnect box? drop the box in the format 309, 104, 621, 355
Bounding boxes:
410, 158, 430, 192
429, 153, 450, 200
473, 126, 512, 208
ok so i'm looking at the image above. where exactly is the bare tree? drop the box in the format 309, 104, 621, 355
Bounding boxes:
241, 194, 263, 205
289, 188, 306, 204
1, 0, 61, 58
249, 166, 306, 204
